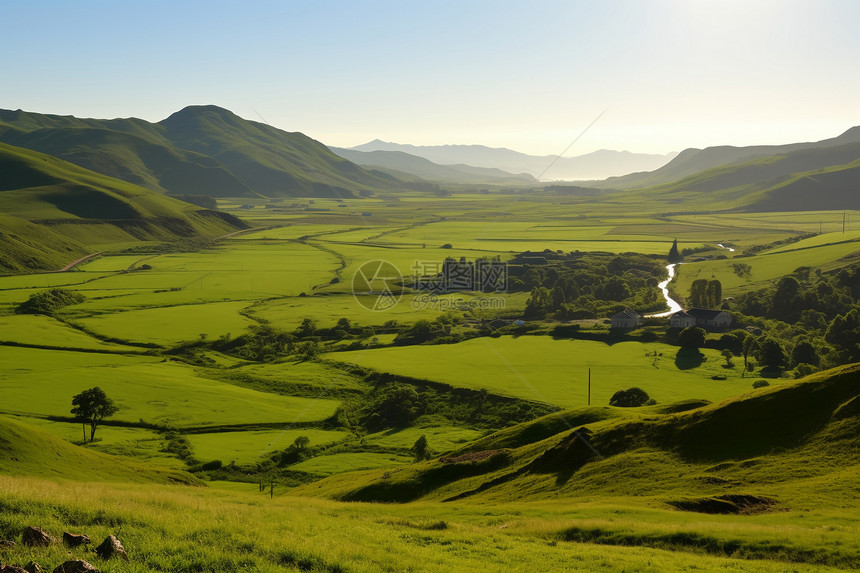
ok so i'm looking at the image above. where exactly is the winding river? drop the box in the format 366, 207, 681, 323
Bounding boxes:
644, 263, 683, 318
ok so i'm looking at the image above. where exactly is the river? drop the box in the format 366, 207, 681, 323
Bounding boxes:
644, 263, 683, 318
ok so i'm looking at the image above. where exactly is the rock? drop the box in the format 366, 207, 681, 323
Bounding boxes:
62, 533, 91, 548
0, 539, 16, 548
94, 535, 127, 561
24, 563, 42, 573
21, 527, 54, 547
0, 565, 28, 573
51, 561, 99, 573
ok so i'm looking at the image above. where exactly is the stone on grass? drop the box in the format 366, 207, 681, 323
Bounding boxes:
62, 533, 91, 548
51, 561, 99, 573
21, 527, 54, 547
95, 535, 127, 561
0, 564, 28, 573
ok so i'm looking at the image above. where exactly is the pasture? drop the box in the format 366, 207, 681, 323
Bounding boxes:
329, 336, 761, 409
673, 232, 860, 296
0, 346, 339, 427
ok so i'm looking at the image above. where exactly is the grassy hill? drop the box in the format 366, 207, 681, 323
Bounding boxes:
613, 140, 860, 212
0, 415, 198, 484
297, 364, 859, 506
0, 106, 408, 198
0, 142, 246, 272
600, 125, 860, 190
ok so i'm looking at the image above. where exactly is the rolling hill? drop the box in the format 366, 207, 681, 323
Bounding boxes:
296, 364, 859, 506
600, 125, 860, 190
0, 415, 199, 484
625, 139, 860, 212
0, 142, 246, 272
0, 106, 407, 198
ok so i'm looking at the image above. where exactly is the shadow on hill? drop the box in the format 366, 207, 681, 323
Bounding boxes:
674, 347, 705, 370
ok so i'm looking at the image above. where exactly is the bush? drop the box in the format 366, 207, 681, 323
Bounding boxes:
752, 379, 770, 389
794, 363, 817, 379
609, 387, 652, 407
16, 288, 85, 315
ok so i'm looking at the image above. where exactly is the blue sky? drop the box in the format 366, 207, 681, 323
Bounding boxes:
2, 0, 859, 155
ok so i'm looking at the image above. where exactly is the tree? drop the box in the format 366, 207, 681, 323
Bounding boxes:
706, 280, 722, 308
741, 333, 759, 376
293, 435, 310, 451
609, 387, 652, 407
757, 338, 787, 370
411, 435, 430, 461
667, 239, 681, 263
689, 279, 709, 308
772, 276, 801, 322
70, 387, 118, 442
791, 340, 819, 367
678, 326, 706, 348
721, 349, 734, 367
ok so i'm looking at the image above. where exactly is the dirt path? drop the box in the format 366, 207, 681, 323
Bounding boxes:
50, 251, 103, 273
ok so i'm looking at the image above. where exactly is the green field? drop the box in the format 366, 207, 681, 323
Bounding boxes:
0, 346, 339, 427
1, 191, 858, 573
188, 429, 348, 465
329, 336, 759, 408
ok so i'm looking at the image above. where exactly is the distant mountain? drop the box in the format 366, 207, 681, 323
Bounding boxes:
330, 147, 537, 185
0, 106, 407, 198
349, 140, 676, 181
618, 131, 860, 212
599, 126, 860, 190
0, 142, 246, 272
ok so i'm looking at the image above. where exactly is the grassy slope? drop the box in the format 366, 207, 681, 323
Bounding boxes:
621, 143, 860, 213
297, 364, 859, 507
0, 415, 197, 484
0, 105, 407, 199
0, 142, 246, 271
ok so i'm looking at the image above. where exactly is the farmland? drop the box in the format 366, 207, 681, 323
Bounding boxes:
1, 193, 859, 573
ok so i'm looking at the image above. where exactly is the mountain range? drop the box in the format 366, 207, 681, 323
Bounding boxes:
610, 126, 860, 212
0, 142, 246, 272
0, 106, 404, 198
347, 140, 678, 181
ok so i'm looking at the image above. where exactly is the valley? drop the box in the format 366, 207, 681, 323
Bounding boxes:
0, 110, 858, 573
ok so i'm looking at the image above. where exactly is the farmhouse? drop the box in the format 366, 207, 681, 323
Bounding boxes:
670, 310, 696, 328
672, 308, 733, 329
611, 308, 641, 329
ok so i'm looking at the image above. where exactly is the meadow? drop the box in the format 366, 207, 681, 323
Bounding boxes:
329, 336, 761, 409
1, 192, 858, 572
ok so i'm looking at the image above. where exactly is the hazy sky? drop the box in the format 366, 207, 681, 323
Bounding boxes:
2, 0, 859, 155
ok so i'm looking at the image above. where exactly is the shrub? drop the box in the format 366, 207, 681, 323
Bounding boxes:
609, 387, 652, 407
16, 288, 85, 315
752, 379, 770, 389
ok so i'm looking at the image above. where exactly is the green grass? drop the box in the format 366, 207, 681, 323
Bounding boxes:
3, 474, 852, 572
290, 452, 414, 475
0, 416, 195, 483
0, 314, 134, 351
74, 301, 257, 345
365, 426, 485, 452
187, 429, 348, 465
0, 346, 339, 428
673, 235, 860, 296
329, 335, 762, 409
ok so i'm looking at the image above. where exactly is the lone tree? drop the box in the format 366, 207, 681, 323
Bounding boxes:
70, 387, 119, 442
667, 239, 682, 263
609, 387, 653, 407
